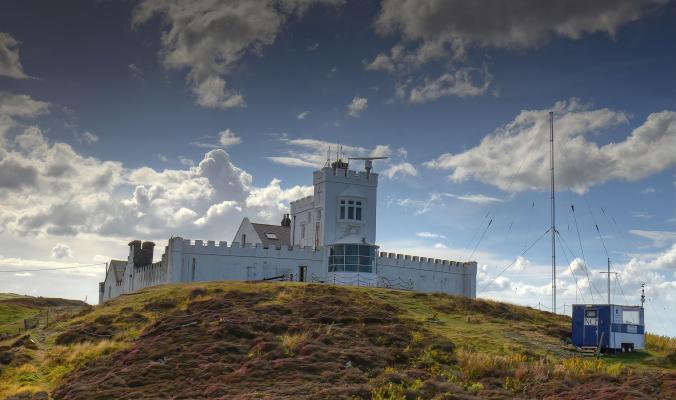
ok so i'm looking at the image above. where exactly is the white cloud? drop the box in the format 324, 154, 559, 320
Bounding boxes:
132, 0, 343, 109
433, 243, 447, 249
346, 96, 368, 117
395, 193, 444, 215
641, 187, 656, 194
446, 193, 503, 205
416, 232, 446, 239
0, 32, 28, 79
179, 156, 195, 166
297, 111, 310, 120
75, 131, 99, 144
0, 92, 50, 119
218, 129, 242, 147
51, 243, 73, 259
190, 128, 242, 148
629, 230, 676, 248
157, 154, 169, 162
631, 211, 653, 220
425, 100, 676, 194
408, 67, 491, 103
382, 162, 418, 179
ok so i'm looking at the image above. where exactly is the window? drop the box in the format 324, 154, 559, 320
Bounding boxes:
585, 310, 597, 318
301, 224, 306, 239
328, 244, 377, 273
241, 234, 246, 245
265, 233, 278, 240
338, 198, 363, 221
623, 310, 640, 325
317, 209, 322, 221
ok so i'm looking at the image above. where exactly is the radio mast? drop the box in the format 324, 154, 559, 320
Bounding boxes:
550, 111, 556, 313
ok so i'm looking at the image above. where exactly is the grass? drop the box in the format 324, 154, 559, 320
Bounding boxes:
1, 283, 674, 399
0, 303, 39, 334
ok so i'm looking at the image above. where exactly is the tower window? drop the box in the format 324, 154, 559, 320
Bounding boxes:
338, 198, 363, 221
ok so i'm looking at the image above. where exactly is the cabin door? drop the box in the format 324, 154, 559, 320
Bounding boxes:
583, 308, 599, 347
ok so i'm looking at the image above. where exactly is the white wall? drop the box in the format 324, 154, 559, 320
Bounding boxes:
377, 253, 477, 297
165, 237, 324, 284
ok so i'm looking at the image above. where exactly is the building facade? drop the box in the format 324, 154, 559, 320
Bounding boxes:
99, 160, 477, 303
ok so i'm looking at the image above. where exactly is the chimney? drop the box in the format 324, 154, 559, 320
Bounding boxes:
281, 213, 291, 227
128, 240, 142, 266
139, 241, 155, 267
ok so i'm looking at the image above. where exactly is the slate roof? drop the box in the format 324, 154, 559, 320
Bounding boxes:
109, 260, 127, 281
251, 223, 291, 247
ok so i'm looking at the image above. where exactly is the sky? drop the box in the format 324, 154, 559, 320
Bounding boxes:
0, 0, 675, 335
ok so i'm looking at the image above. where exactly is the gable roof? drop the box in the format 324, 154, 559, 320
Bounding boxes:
109, 260, 127, 282
251, 223, 291, 247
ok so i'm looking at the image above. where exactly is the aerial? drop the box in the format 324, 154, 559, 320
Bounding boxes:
0, 1, 675, 399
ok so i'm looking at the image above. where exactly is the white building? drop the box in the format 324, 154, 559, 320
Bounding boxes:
99, 159, 477, 303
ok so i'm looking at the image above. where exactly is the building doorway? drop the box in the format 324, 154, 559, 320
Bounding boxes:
298, 266, 307, 282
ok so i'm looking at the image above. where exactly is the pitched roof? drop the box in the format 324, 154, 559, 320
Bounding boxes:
110, 260, 127, 281
251, 223, 291, 247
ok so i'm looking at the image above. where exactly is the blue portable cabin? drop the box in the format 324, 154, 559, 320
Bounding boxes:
571, 304, 645, 352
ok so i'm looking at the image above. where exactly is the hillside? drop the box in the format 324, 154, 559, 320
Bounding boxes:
0, 295, 89, 336
1, 283, 674, 399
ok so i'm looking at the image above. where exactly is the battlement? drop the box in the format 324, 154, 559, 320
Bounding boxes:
313, 167, 378, 187
290, 195, 314, 210
171, 237, 322, 260
377, 251, 476, 273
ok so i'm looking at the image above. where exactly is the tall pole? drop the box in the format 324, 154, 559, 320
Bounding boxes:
550, 111, 556, 313
607, 257, 611, 305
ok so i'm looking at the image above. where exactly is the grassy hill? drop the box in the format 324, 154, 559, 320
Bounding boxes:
0, 283, 674, 399
0, 295, 89, 336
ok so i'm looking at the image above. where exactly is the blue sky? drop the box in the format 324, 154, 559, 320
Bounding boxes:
0, 0, 675, 335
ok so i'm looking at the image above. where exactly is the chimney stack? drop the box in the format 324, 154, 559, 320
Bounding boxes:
281, 213, 291, 227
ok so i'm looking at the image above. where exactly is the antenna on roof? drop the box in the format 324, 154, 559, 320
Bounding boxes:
640, 283, 645, 309
348, 156, 389, 179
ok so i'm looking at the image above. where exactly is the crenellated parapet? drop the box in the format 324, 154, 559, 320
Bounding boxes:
176, 238, 322, 259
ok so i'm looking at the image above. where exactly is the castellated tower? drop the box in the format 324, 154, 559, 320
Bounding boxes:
290, 159, 379, 275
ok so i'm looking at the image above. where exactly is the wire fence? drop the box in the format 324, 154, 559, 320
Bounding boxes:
310, 273, 415, 290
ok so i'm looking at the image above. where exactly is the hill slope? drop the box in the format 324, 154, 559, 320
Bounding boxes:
1, 283, 674, 399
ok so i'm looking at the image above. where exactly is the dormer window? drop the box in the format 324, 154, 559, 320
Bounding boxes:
339, 198, 363, 221
265, 233, 278, 240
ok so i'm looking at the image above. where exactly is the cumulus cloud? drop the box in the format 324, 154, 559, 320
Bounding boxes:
132, 0, 343, 109
0, 93, 321, 242
297, 111, 309, 120
346, 96, 368, 117
425, 99, 676, 194
51, 243, 73, 259
0, 32, 28, 79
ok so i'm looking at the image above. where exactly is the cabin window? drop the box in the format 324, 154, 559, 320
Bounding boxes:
338, 198, 363, 222
585, 310, 597, 318
623, 310, 640, 325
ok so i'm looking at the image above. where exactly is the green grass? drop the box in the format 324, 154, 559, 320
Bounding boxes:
0, 303, 40, 334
